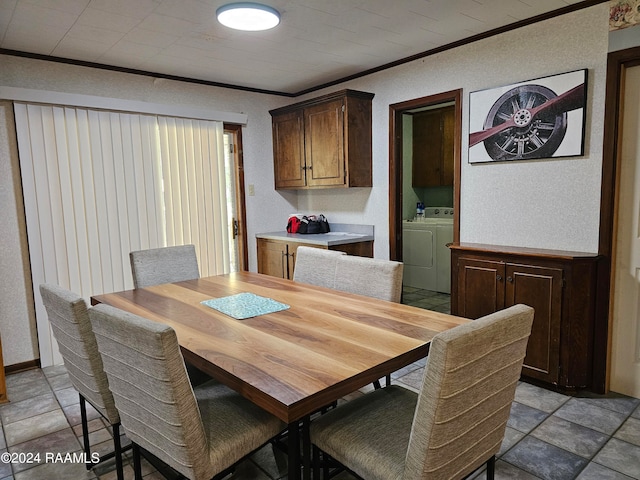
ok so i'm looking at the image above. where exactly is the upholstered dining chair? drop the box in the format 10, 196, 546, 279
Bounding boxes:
39, 284, 126, 480
334, 255, 404, 303
334, 255, 404, 388
129, 244, 200, 288
89, 303, 287, 480
129, 244, 211, 385
310, 304, 534, 480
292, 246, 346, 289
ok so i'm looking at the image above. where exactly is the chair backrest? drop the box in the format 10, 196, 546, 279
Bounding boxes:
403, 304, 534, 480
39, 284, 119, 424
129, 244, 200, 288
334, 255, 404, 302
292, 246, 346, 289
89, 303, 213, 480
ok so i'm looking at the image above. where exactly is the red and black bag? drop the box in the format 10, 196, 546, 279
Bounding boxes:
286, 216, 302, 233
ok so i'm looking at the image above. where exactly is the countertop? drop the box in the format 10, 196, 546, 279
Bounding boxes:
256, 223, 374, 247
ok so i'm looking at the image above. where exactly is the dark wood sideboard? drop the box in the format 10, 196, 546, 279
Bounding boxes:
450, 243, 599, 391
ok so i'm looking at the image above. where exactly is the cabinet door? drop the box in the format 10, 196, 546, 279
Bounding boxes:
304, 99, 346, 187
441, 106, 455, 186
412, 105, 455, 187
456, 258, 505, 319
257, 239, 288, 279
506, 263, 562, 384
272, 110, 306, 189
412, 110, 443, 188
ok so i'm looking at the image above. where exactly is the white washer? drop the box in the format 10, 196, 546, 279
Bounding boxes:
402, 219, 438, 290
403, 207, 454, 293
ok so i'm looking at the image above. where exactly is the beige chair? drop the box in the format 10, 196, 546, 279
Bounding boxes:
89, 303, 286, 480
334, 255, 404, 387
310, 304, 534, 480
334, 255, 404, 303
292, 246, 346, 289
39, 284, 126, 480
129, 244, 200, 288
130, 244, 210, 384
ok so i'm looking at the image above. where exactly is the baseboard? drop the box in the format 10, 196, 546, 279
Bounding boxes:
5, 359, 41, 375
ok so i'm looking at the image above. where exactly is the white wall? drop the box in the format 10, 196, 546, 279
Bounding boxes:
297, 4, 609, 257
0, 101, 39, 366
0, 3, 611, 366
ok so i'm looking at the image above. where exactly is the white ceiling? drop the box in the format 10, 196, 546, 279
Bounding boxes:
0, 0, 593, 95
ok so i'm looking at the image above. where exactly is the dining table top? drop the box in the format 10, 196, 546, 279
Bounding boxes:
91, 271, 470, 424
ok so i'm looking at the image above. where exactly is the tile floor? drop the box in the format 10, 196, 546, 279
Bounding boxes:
0, 288, 638, 480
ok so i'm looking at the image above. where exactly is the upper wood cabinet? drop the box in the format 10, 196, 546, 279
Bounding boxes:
412, 105, 455, 187
270, 89, 374, 190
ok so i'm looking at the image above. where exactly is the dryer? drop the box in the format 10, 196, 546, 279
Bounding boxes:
402, 219, 438, 290
402, 207, 454, 293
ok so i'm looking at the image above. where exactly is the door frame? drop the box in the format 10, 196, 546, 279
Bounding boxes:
596, 46, 640, 393
224, 124, 249, 271
388, 89, 462, 261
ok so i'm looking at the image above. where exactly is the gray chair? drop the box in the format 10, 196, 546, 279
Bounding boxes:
334, 255, 404, 303
310, 304, 534, 480
89, 303, 287, 480
130, 244, 209, 384
292, 246, 346, 289
39, 284, 126, 480
334, 255, 404, 387
129, 244, 200, 288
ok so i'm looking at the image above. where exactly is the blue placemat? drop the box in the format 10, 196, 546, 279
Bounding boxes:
201, 292, 289, 320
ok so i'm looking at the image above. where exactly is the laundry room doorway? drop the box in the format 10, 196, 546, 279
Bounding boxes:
389, 90, 462, 274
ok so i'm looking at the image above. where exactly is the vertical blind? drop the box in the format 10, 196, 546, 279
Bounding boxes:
14, 103, 230, 366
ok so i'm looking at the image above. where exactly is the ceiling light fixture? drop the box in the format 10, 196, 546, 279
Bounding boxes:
216, 3, 280, 31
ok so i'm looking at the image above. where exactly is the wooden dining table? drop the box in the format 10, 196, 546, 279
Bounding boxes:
91, 271, 470, 479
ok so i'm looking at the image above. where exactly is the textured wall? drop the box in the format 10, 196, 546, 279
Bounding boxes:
299, 4, 609, 256
0, 101, 39, 365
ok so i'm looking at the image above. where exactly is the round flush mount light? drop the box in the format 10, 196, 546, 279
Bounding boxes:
217, 3, 280, 31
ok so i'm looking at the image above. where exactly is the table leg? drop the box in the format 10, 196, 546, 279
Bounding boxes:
288, 421, 301, 480
302, 416, 311, 480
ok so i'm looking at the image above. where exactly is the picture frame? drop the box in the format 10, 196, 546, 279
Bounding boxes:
468, 69, 587, 164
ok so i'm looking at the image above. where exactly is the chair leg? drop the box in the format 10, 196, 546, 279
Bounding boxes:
385, 374, 391, 386
79, 394, 92, 471
112, 423, 125, 480
132, 443, 143, 480
312, 445, 321, 480
373, 379, 382, 389
486, 455, 495, 480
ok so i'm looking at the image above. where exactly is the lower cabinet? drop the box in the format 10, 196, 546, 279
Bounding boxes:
257, 238, 373, 279
450, 243, 599, 390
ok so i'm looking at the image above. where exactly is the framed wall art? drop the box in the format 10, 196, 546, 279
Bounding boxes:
468, 69, 587, 164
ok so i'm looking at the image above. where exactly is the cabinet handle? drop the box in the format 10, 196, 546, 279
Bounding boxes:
507, 276, 513, 283
281, 251, 287, 278
496, 274, 502, 281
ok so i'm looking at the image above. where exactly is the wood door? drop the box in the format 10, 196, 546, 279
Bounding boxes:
611, 64, 640, 397
257, 238, 288, 279
506, 263, 563, 383
272, 110, 306, 189
455, 258, 505, 319
304, 99, 345, 187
